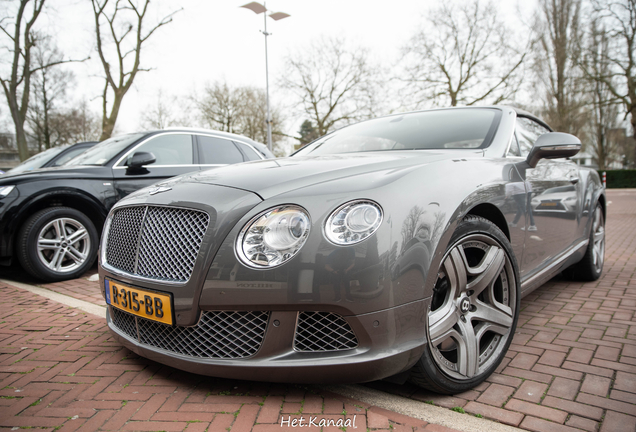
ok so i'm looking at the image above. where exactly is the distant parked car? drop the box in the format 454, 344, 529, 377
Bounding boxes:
0, 129, 274, 282
4, 141, 97, 175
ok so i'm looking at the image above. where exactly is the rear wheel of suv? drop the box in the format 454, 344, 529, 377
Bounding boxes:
17, 207, 98, 282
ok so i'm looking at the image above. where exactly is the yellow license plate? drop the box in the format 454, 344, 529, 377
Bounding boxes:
105, 279, 173, 325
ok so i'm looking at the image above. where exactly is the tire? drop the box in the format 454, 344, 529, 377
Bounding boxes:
409, 215, 520, 394
562, 203, 605, 281
17, 207, 99, 282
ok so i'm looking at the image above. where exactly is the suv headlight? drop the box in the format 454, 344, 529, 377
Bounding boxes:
236, 205, 311, 269
0, 186, 15, 198
325, 200, 383, 245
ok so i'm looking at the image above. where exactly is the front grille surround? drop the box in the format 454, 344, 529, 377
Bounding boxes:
110, 308, 270, 359
294, 311, 359, 352
103, 205, 210, 283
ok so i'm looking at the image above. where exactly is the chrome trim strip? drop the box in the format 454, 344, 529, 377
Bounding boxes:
520, 238, 588, 291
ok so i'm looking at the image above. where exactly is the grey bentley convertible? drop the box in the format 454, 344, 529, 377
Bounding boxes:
99, 106, 604, 394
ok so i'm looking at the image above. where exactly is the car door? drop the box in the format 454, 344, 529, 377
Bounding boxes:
195, 134, 247, 170
515, 116, 581, 277
112, 132, 198, 199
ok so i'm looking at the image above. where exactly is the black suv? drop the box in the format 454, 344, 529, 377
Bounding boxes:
0, 129, 274, 282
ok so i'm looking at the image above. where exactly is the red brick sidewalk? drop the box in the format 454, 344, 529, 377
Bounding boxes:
0, 285, 459, 432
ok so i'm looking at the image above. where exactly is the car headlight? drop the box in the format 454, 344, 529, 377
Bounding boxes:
237, 205, 311, 268
325, 200, 383, 245
0, 186, 15, 198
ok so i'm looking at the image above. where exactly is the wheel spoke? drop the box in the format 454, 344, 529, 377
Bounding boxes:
67, 228, 88, 245
47, 248, 65, 271
37, 239, 58, 250
594, 229, 604, 245
54, 219, 65, 240
429, 304, 459, 345
455, 318, 479, 377
66, 246, 86, 264
472, 300, 513, 329
444, 246, 467, 297
467, 246, 505, 297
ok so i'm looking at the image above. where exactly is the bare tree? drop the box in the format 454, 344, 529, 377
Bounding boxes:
279, 36, 381, 136
27, 38, 75, 151
533, 0, 588, 135
1, 1, 49, 160
141, 89, 192, 130
50, 106, 101, 145
194, 81, 285, 152
400, 0, 526, 108
91, 0, 180, 140
582, 20, 622, 169
581, 0, 636, 139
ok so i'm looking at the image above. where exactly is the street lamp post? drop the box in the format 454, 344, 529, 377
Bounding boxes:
240, 2, 290, 152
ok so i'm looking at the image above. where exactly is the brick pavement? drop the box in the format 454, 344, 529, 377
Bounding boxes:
0, 287, 457, 431
2, 189, 635, 431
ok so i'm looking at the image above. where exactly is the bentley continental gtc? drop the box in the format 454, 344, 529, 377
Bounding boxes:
99, 106, 605, 393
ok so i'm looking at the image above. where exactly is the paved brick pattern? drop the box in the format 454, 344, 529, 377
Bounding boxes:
368, 189, 636, 431
0, 286, 457, 431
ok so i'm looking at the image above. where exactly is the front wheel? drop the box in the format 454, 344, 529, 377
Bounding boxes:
17, 207, 99, 282
410, 215, 520, 394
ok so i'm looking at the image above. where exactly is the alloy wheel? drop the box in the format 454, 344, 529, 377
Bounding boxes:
592, 206, 605, 273
36, 217, 91, 273
428, 234, 516, 380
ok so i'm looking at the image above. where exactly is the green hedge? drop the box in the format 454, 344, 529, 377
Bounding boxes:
598, 170, 636, 188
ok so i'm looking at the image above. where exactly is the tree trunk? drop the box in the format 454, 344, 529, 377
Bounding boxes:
100, 89, 125, 141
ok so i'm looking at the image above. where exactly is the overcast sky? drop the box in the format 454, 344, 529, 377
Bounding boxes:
2, 0, 532, 141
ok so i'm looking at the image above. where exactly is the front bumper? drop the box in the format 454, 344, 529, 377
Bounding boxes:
105, 297, 430, 383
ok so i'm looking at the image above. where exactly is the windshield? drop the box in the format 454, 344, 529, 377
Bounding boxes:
65, 133, 144, 166
293, 108, 500, 157
7, 146, 67, 174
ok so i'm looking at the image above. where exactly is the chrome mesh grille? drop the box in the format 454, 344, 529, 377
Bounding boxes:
294, 312, 358, 352
105, 207, 145, 273
105, 206, 210, 282
137, 207, 209, 281
111, 307, 137, 339
110, 307, 269, 359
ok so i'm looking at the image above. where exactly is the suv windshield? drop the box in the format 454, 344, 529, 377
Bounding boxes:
293, 108, 500, 156
65, 133, 144, 166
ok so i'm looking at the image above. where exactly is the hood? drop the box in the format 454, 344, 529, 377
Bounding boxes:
0, 165, 111, 185
177, 150, 482, 199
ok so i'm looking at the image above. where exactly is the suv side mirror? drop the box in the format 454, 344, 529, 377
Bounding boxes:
126, 151, 156, 169
526, 132, 581, 168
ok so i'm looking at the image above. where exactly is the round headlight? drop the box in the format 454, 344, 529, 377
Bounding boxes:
237, 205, 311, 268
325, 200, 383, 245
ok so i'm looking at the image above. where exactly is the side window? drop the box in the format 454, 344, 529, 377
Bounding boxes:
515, 117, 551, 157
236, 142, 262, 161
131, 134, 194, 165
198, 136, 244, 164
506, 134, 521, 157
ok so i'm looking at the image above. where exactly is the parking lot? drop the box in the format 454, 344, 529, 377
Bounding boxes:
1, 188, 635, 432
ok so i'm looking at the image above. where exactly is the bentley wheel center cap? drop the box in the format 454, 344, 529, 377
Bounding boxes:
460, 297, 471, 314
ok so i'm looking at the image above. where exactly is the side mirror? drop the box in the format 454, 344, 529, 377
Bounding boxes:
126, 151, 156, 169
526, 132, 581, 168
